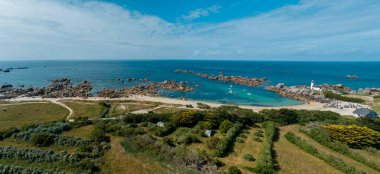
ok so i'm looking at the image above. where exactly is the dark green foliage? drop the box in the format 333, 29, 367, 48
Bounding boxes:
213, 106, 263, 126
323, 91, 365, 103
98, 101, 111, 117
285, 132, 364, 174
0, 127, 20, 140
219, 120, 233, 134
0, 146, 70, 163
171, 110, 202, 127
0, 164, 64, 174
228, 166, 242, 174
31, 132, 54, 147
197, 103, 211, 109
301, 125, 380, 172
206, 137, 220, 149
261, 109, 298, 125
296, 110, 340, 124
213, 123, 243, 157
254, 122, 276, 174
90, 121, 110, 143
355, 117, 380, 132
243, 153, 255, 161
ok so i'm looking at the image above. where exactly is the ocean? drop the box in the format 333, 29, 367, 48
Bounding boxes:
1, 60, 380, 106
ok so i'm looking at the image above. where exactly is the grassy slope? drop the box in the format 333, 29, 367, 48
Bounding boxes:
288, 125, 379, 174
219, 127, 262, 173
63, 101, 104, 118
108, 102, 159, 116
61, 125, 94, 139
101, 137, 173, 174
276, 126, 343, 174
0, 102, 68, 131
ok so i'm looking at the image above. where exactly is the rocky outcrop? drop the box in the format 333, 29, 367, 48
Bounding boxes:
98, 80, 193, 98
0, 79, 92, 99
175, 69, 266, 87
266, 84, 330, 103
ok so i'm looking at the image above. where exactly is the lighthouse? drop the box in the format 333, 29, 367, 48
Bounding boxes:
310, 80, 322, 91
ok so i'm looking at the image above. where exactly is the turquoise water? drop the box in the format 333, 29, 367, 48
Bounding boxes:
1, 60, 380, 106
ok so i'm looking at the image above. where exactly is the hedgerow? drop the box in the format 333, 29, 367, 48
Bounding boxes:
285, 132, 364, 174
0, 146, 70, 163
212, 123, 243, 157
300, 124, 380, 172
0, 164, 64, 174
254, 122, 276, 174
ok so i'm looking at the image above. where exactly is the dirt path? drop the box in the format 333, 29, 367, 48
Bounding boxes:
48, 99, 74, 121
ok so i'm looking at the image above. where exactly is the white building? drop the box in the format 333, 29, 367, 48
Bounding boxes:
310, 80, 322, 91
205, 130, 212, 137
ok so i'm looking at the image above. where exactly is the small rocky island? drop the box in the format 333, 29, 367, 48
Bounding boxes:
0, 67, 28, 73
175, 69, 267, 87
345, 75, 359, 79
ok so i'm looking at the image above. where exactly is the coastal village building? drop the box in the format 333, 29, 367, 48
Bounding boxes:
353, 108, 378, 118
310, 80, 322, 91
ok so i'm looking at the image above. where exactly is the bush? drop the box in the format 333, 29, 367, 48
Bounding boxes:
243, 153, 255, 161
206, 137, 220, 149
171, 110, 201, 127
324, 124, 380, 149
219, 120, 233, 134
355, 117, 380, 132
31, 132, 54, 147
323, 91, 365, 103
197, 103, 211, 109
285, 132, 364, 174
213, 123, 243, 157
254, 122, 276, 174
228, 166, 242, 174
260, 109, 298, 125
0, 164, 64, 174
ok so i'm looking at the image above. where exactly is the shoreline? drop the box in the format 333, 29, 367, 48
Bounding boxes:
5, 95, 326, 112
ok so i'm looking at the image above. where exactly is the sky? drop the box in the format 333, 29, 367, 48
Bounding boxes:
0, 0, 380, 61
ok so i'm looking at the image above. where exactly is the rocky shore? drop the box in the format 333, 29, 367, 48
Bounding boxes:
267, 83, 380, 103
98, 80, 193, 98
175, 69, 266, 87
0, 79, 92, 99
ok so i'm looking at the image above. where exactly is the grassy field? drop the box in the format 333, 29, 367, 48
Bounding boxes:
108, 102, 160, 116
102, 137, 174, 174
0, 102, 68, 131
63, 101, 104, 118
61, 125, 94, 139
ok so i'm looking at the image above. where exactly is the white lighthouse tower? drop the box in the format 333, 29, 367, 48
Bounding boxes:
310, 80, 321, 91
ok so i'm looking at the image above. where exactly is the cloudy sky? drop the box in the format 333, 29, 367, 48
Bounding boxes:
0, 0, 379, 60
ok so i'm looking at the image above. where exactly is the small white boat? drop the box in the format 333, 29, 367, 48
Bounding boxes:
247, 92, 252, 96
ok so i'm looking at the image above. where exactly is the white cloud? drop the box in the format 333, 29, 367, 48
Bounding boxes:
182, 5, 221, 20
0, 0, 379, 60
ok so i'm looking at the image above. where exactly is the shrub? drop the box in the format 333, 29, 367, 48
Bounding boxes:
0, 164, 64, 174
219, 120, 233, 134
197, 103, 211, 109
324, 124, 380, 149
243, 153, 255, 161
213, 123, 243, 157
260, 109, 298, 125
323, 91, 365, 103
171, 110, 201, 127
254, 122, 276, 174
31, 132, 54, 147
355, 117, 380, 132
206, 137, 221, 149
228, 166, 242, 174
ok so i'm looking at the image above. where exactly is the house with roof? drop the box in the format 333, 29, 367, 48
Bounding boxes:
353, 108, 378, 118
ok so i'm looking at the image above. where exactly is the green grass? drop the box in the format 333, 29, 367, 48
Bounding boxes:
61, 125, 94, 139
0, 103, 68, 131
64, 101, 104, 118
108, 103, 159, 116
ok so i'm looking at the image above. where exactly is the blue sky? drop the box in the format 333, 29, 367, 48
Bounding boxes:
0, 0, 380, 60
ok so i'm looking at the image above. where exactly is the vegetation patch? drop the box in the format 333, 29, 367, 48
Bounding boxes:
285, 132, 364, 174
323, 91, 365, 103
301, 123, 380, 172
254, 122, 276, 174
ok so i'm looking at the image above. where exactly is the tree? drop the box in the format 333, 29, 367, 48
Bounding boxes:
31, 132, 54, 147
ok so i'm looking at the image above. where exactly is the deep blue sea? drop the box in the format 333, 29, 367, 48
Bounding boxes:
1, 60, 380, 106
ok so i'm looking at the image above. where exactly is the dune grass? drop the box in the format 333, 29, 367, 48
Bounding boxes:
0, 103, 68, 131
63, 101, 104, 118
